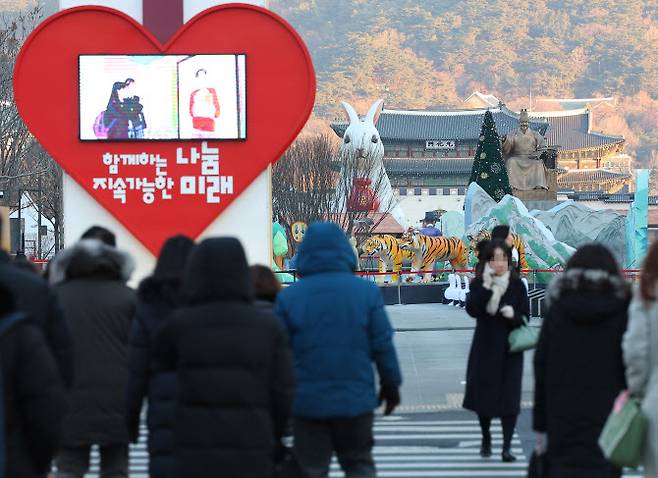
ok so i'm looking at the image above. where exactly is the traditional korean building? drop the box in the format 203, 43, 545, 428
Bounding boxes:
528, 108, 628, 192
331, 105, 548, 197
331, 101, 628, 200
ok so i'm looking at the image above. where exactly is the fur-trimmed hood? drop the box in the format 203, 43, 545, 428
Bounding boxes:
48, 239, 135, 285
545, 268, 631, 322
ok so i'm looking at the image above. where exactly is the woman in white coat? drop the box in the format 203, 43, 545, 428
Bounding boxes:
623, 241, 658, 478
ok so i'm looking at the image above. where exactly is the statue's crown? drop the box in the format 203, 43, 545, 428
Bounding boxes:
519, 109, 529, 122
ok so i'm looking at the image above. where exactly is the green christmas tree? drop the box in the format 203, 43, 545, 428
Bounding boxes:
468, 110, 512, 202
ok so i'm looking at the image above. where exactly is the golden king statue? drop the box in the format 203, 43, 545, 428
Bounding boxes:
502, 109, 548, 191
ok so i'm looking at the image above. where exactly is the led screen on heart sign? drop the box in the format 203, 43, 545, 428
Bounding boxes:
79, 54, 246, 141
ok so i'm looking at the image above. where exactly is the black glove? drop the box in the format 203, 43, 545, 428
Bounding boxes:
378, 385, 400, 416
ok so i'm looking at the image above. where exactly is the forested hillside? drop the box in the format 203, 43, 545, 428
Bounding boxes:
270, 0, 657, 163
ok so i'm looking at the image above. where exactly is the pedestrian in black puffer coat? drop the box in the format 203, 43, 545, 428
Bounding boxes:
0, 249, 73, 388
49, 237, 137, 477
533, 244, 630, 478
0, 283, 67, 478
125, 235, 194, 478
156, 238, 295, 478
463, 239, 529, 463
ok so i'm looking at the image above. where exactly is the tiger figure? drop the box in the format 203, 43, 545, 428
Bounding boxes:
399, 232, 469, 283
467, 229, 529, 270
361, 234, 413, 283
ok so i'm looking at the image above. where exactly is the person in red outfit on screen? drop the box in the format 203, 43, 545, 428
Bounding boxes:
189, 69, 220, 133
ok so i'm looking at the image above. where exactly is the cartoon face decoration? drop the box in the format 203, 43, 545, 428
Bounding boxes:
291, 221, 308, 243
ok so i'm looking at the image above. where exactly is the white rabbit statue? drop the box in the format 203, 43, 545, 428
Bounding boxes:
339, 99, 407, 229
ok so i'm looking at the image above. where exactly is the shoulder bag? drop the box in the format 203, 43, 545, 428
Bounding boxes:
598, 307, 651, 468
508, 316, 539, 353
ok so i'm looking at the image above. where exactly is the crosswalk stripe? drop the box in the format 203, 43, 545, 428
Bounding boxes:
82, 416, 644, 478
332, 416, 528, 478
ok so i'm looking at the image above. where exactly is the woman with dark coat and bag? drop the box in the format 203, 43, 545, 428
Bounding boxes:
155, 238, 295, 478
533, 244, 630, 478
125, 235, 194, 478
463, 239, 529, 462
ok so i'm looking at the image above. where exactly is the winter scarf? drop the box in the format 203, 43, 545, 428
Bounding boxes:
484, 263, 511, 316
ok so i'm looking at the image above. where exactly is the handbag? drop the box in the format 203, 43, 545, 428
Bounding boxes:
508, 316, 539, 353
598, 390, 647, 468
527, 451, 548, 478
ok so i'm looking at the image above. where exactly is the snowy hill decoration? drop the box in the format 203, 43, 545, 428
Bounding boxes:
464, 183, 574, 280
531, 201, 626, 264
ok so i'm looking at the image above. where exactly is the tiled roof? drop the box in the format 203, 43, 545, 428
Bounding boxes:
558, 169, 630, 185
565, 191, 607, 200
336, 212, 404, 235
604, 193, 636, 203
331, 106, 622, 151
384, 158, 473, 175
463, 91, 501, 107
534, 97, 616, 111
567, 192, 658, 204
530, 109, 624, 150
558, 130, 624, 150
331, 107, 549, 141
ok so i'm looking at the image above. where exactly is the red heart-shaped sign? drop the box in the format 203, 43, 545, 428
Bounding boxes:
14, 5, 315, 254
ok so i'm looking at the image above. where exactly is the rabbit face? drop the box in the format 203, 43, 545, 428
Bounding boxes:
340, 100, 385, 162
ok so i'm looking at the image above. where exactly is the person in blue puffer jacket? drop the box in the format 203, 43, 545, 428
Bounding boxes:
274, 222, 402, 478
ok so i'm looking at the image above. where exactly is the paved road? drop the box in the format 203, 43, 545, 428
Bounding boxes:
388, 304, 537, 411
84, 304, 642, 477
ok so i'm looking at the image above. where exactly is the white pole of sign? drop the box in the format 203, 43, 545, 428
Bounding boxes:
58, 0, 272, 283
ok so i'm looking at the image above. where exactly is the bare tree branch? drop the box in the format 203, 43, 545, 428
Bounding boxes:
272, 133, 398, 257
0, 168, 48, 181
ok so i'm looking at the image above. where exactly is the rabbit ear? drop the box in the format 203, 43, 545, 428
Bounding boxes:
366, 99, 384, 125
342, 101, 360, 125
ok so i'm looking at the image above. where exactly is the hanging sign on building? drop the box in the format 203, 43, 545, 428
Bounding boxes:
425, 140, 456, 150
14, 5, 315, 254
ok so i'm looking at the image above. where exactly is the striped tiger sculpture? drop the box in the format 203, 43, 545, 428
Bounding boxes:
467, 230, 529, 270
400, 233, 469, 283
361, 235, 413, 283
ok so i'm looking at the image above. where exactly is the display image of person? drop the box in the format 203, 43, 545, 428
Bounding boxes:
189, 69, 220, 133
104, 78, 147, 139
502, 109, 547, 191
